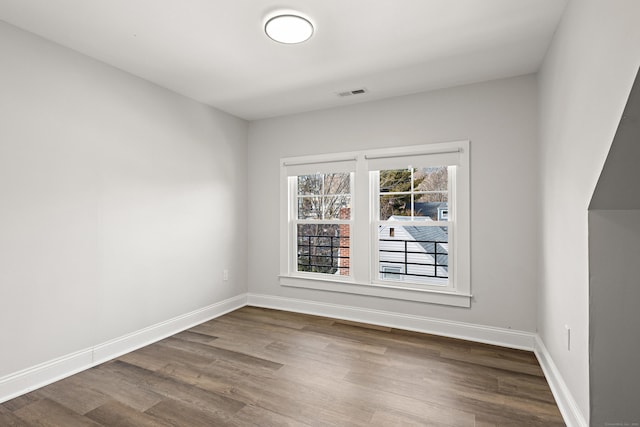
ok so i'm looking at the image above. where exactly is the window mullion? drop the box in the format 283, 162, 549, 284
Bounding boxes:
320, 176, 325, 220
288, 176, 298, 275
411, 167, 415, 220
350, 157, 368, 283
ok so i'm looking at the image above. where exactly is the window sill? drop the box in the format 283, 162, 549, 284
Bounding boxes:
279, 275, 471, 308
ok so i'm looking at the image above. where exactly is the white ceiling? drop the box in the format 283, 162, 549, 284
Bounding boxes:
0, 0, 567, 120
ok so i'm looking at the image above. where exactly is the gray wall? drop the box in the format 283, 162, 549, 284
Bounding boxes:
590, 67, 640, 211
0, 21, 248, 377
589, 210, 640, 426
248, 74, 540, 332
589, 67, 640, 426
537, 0, 640, 420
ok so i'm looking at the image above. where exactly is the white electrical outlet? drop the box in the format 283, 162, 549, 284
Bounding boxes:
565, 325, 571, 351
223, 269, 229, 281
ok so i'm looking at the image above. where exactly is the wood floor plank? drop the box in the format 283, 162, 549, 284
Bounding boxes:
85, 400, 173, 427
231, 404, 313, 427
13, 398, 102, 427
370, 409, 456, 427
0, 405, 31, 427
101, 360, 246, 415
31, 374, 112, 415
226, 306, 334, 331
158, 336, 284, 371
302, 322, 445, 358
74, 365, 165, 412
161, 359, 374, 426
262, 339, 383, 372
212, 339, 352, 381
202, 315, 335, 351
497, 371, 558, 404
1, 394, 39, 412
2, 306, 564, 426
126, 339, 214, 369
439, 346, 544, 377
333, 319, 393, 332
116, 347, 173, 372
172, 329, 219, 344
275, 362, 477, 426
144, 398, 238, 427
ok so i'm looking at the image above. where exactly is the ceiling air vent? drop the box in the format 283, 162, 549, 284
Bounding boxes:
337, 88, 368, 97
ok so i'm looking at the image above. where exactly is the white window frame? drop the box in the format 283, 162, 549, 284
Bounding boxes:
371, 167, 453, 291
289, 172, 354, 279
279, 141, 471, 308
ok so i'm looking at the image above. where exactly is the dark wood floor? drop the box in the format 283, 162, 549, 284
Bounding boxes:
0, 307, 564, 426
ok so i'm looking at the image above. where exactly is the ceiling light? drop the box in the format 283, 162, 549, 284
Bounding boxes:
265, 14, 314, 44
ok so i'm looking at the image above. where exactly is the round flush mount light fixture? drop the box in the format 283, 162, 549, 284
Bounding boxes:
265, 13, 314, 44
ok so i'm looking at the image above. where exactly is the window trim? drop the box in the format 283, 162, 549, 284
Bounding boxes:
280, 141, 471, 308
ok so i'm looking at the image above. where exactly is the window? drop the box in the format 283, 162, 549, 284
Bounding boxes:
374, 166, 451, 287
382, 265, 402, 280
295, 173, 352, 276
280, 141, 470, 307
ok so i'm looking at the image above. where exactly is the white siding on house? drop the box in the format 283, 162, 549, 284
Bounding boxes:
378, 224, 449, 285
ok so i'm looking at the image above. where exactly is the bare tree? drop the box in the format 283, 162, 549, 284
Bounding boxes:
415, 167, 448, 203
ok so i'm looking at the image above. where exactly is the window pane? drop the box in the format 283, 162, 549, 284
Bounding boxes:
297, 174, 323, 195
298, 173, 351, 220
298, 197, 322, 219
323, 195, 351, 219
415, 166, 448, 220
378, 225, 448, 285
380, 195, 412, 220
323, 173, 350, 195
378, 166, 449, 222
297, 224, 350, 276
413, 198, 448, 221
379, 169, 412, 193
415, 193, 448, 203
415, 167, 448, 192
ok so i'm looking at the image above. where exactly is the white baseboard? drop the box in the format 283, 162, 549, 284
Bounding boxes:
0, 348, 95, 406
247, 293, 536, 351
534, 335, 588, 427
0, 293, 247, 404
